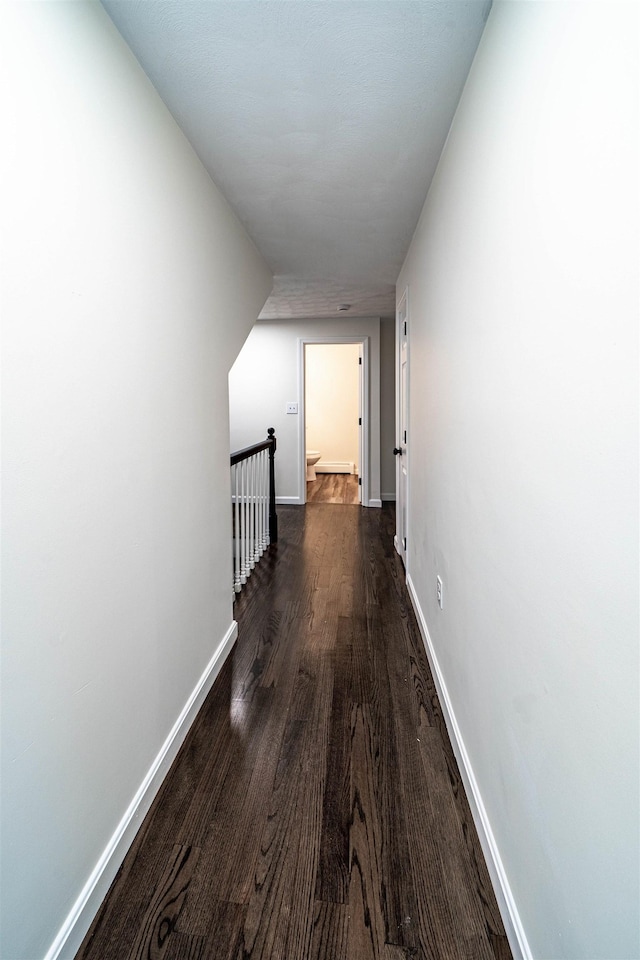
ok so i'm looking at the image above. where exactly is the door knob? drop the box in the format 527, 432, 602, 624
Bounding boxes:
393, 447, 402, 456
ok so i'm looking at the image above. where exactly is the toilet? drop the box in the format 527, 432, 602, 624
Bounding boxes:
306, 450, 321, 481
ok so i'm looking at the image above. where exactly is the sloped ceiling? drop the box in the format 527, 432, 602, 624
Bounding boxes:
101, 1, 491, 319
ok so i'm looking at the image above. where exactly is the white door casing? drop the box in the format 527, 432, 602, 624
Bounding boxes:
298, 336, 370, 506
358, 343, 364, 504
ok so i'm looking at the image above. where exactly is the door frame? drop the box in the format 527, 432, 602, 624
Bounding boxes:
297, 336, 370, 506
396, 288, 409, 566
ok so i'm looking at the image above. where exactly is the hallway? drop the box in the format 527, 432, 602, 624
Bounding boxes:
76, 504, 510, 960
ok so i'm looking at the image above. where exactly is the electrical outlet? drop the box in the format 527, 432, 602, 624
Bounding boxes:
436, 576, 443, 609
286, 402, 298, 414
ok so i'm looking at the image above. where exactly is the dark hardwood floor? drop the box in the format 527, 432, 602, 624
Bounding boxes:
75, 503, 511, 960
306, 472, 360, 504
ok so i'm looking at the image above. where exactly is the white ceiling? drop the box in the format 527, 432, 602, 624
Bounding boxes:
101, 1, 491, 320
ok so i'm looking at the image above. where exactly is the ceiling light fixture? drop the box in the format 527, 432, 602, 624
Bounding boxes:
337, 304, 351, 312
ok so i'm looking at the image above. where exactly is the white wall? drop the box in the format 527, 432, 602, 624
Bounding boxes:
0, 4, 271, 958
306, 343, 360, 471
229, 317, 382, 504
398, 3, 639, 959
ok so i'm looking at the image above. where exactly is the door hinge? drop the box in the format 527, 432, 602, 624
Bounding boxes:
359, 417, 362, 425
358, 356, 362, 365
358, 477, 362, 486
404, 430, 407, 443
403, 536, 407, 550
403, 320, 407, 336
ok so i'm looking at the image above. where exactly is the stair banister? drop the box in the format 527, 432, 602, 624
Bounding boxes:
230, 428, 277, 596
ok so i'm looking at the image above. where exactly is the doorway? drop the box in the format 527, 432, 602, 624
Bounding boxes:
298, 336, 370, 506
396, 289, 409, 563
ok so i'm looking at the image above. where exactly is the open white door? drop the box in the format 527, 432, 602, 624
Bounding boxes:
396, 291, 408, 564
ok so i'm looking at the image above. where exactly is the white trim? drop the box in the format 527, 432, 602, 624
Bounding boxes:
297, 336, 371, 508
315, 461, 355, 474
275, 495, 302, 505
405, 576, 532, 960
368, 498, 382, 508
381, 493, 396, 502
45, 622, 238, 960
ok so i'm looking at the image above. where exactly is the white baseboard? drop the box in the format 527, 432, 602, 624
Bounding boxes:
368, 498, 382, 508
381, 493, 396, 502
276, 495, 302, 505
405, 575, 532, 960
45, 621, 238, 960
316, 461, 355, 474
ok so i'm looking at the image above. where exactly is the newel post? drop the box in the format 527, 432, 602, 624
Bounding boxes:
267, 427, 278, 543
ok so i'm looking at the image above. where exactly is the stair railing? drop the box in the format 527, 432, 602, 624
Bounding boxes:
230, 428, 277, 596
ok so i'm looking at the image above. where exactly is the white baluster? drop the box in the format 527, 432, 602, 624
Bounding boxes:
265, 444, 271, 547
263, 448, 268, 551
239, 459, 247, 585
253, 453, 259, 565
233, 463, 241, 593
249, 453, 255, 570
253, 453, 258, 568
259, 449, 265, 556
244, 457, 248, 579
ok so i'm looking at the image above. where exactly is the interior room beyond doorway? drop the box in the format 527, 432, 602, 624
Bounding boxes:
305, 342, 361, 505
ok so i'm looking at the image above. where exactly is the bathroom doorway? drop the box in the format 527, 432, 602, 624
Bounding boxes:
299, 338, 368, 505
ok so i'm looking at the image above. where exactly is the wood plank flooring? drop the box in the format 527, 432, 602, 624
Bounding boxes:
75, 503, 511, 960
306, 473, 360, 504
